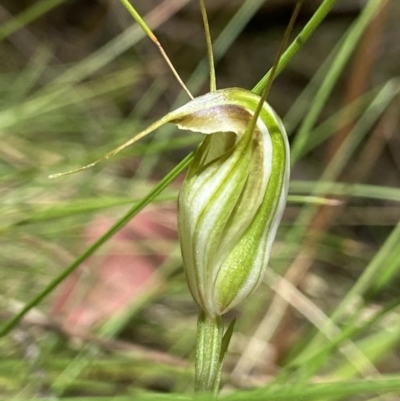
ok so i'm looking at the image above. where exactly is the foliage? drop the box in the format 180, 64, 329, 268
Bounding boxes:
0, 0, 399, 399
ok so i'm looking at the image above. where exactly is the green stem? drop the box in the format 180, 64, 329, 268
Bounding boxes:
195, 311, 224, 395
252, 0, 339, 95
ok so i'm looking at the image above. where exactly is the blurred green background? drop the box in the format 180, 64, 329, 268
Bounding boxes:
1, 0, 400, 399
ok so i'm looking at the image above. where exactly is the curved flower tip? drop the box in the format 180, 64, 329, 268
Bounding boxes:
176, 88, 290, 317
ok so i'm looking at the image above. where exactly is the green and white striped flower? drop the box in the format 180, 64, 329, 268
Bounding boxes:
54, 86, 289, 319
174, 88, 289, 317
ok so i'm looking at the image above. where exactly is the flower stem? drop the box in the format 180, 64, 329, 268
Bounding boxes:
195, 311, 224, 395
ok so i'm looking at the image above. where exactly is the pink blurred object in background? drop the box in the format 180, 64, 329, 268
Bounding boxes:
51, 204, 177, 333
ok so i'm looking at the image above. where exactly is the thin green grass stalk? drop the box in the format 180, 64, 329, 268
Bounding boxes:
222, 376, 400, 401
283, 296, 400, 374
51, 0, 190, 87
278, 81, 398, 258
0, 0, 66, 41
283, 29, 382, 137
199, 0, 216, 92
280, 79, 399, 265
118, 0, 193, 99
155, 0, 338, 102
0, 153, 193, 337
184, 0, 271, 97
285, 212, 400, 383
23, 376, 400, 400
130, 79, 168, 120
0, 67, 141, 131
50, 345, 99, 396
252, 0, 339, 95
260, 269, 379, 380
332, 322, 400, 380
291, 0, 388, 163
320, 79, 399, 181
246, 0, 304, 144
295, 87, 379, 158
371, 246, 400, 294
0, 0, 191, 132
6, 46, 52, 103
283, 36, 346, 133
53, 264, 180, 397
331, 220, 400, 323
333, 328, 400, 382
289, 181, 400, 203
